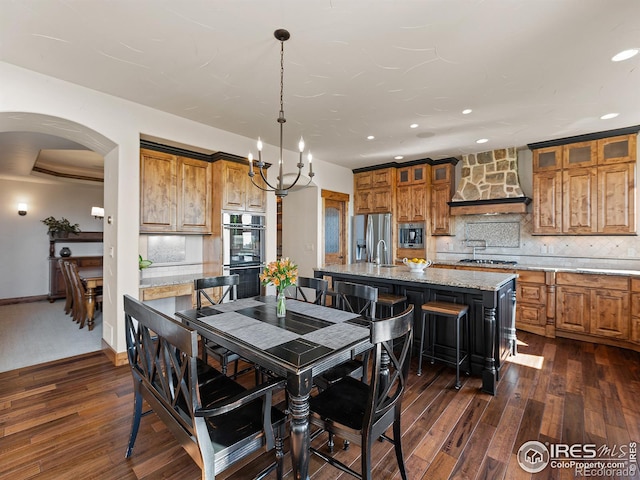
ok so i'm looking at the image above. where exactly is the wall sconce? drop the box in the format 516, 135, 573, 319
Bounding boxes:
91, 206, 105, 219
18, 203, 28, 216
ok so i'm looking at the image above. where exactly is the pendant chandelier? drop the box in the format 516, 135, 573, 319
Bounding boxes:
248, 29, 314, 198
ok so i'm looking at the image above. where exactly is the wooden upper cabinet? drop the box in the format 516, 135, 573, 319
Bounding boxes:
598, 134, 637, 165
563, 141, 597, 169
140, 149, 212, 233
397, 165, 427, 185
354, 171, 373, 190
140, 149, 178, 232
531, 132, 638, 235
533, 146, 562, 172
430, 162, 455, 235
353, 168, 394, 215
177, 157, 212, 233
532, 170, 563, 234
372, 168, 393, 188
397, 184, 427, 222
220, 161, 266, 213
431, 163, 453, 184
562, 167, 597, 234
431, 183, 453, 235
222, 162, 248, 211
597, 163, 636, 234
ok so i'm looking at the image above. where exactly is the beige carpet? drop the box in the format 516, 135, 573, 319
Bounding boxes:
0, 301, 102, 373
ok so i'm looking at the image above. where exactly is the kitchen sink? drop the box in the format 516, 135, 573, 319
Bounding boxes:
377, 264, 398, 268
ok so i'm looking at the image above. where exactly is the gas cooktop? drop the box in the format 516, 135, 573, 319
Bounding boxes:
459, 259, 518, 265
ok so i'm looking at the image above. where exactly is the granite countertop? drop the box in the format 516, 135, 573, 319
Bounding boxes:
434, 260, 640, 277
139, 273, 202, 289
315, 262, 516, 291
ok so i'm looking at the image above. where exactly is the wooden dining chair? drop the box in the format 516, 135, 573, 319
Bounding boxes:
67, 262, 103, 329
309, 305, 414, 480
58, 259, 74, 316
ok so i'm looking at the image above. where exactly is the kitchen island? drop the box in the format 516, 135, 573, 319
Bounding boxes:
314, 263, 518, 394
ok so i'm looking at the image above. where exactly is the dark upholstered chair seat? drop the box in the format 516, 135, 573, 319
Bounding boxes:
310, 376, 369, 431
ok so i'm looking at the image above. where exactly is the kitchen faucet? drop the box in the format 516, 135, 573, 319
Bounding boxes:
375, 239, 387, 265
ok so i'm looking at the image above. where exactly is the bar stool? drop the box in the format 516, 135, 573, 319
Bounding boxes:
418, 300, 469, 390
377, 292, 408, 318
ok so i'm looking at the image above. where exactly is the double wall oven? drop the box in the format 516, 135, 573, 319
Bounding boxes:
222, 213, 265, 298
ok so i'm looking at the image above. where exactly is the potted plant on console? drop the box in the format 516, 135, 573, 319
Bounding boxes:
41, 216, 81, 239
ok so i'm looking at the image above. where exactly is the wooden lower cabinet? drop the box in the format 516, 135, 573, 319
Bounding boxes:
630, 279, 640, 344
556, 272, 629, 340
556, 285, 591, 334
515, 270, 548, 336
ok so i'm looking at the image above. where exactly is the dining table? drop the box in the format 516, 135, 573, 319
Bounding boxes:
175, 295, 372, 480
78, 266, 103, 331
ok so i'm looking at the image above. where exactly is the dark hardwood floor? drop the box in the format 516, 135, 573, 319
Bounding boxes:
1, 331, 639, 479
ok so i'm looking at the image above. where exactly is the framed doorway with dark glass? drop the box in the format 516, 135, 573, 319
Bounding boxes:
322, 190, 349, 266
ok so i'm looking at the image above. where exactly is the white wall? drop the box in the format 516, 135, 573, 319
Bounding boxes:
0, 178, 103, 298
0, 60, 354, 355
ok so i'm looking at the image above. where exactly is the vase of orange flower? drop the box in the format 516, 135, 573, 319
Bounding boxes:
260, 257, 298, 318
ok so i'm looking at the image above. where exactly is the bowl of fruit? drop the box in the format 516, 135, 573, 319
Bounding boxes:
403, 257, 433, 272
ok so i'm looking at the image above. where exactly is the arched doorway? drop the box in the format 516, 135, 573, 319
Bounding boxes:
0, 112, 117, 362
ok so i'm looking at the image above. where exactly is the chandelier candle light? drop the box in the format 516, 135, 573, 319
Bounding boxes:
260, 257, 298, 318
248, 29, 314, 198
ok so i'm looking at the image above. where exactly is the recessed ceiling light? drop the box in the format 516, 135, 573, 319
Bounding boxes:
410, 123, 419, 129
367, 135, 375, 140
394, 155, 404, 160
612, 49, 639, 62
462, 109, 473, 115
600, 113, 619, 120
476, 138, 489, 144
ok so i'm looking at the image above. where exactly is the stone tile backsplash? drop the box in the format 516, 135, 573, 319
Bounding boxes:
434, 212, 640, 269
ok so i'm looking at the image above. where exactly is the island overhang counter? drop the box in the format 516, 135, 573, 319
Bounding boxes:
314, 263, 517, 395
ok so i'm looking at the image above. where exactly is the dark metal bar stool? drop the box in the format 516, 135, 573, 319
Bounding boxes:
418, 300, 469, 389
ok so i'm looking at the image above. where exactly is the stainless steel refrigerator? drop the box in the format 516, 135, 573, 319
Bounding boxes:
352, 213, 392, 264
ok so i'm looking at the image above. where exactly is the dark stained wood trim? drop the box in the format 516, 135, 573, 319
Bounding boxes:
352, 156, 458, 174
321, 189, 349, 202
140, 141, 273, 169
527, 125, 640, 150
140, 139, 213, 162
0, 295, 48, 306
31, 166, 104, 183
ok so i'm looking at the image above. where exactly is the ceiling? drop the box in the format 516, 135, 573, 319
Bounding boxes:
1, 0, 640, 182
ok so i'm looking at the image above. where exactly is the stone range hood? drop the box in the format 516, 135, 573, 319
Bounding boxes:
448, 147, 531, 215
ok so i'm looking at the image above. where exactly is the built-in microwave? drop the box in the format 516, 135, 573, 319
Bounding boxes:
398, 222, 425, 249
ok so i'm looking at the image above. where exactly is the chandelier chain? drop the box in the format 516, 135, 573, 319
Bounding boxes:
247, 28, 314, 198
280, 40, 284, 113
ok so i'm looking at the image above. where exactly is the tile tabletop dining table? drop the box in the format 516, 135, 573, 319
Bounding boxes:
175, 295, 372, 480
